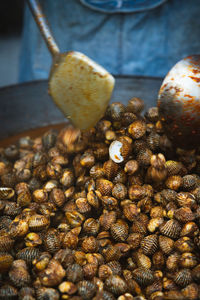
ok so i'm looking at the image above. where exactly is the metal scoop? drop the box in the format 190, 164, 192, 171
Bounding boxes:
27, 0, 115, 130
158, 55, 200, 149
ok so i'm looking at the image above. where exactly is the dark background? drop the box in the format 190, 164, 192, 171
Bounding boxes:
0, 1, 25, 87
0, 1, 24, 34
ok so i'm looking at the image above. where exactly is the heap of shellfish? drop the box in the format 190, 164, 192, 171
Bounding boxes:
0, 97, 200, 300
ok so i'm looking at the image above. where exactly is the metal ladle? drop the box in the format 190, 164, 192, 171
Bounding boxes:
158, 55, 200, 149
27, 0, 115, 130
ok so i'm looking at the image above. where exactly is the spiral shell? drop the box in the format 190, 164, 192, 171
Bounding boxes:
58, 281, 77, 295
145, 279, 162, 297
0, 285, 18, 299
76, 197, 91, 214
128, 184, 146, 201
39, 258, 65, 287
9, 219, 29, 238
77, 280, 96, 300
99, 210, 117, 231
18, 287, 35, 299
182, 175, 197, 191
176, 192, 196, 208
110, 220, 129, 242
159, 235, 174, 254
166, 160, 184, 176
41, 130, 57, 150
81, 236, 98, 253
174, 207, 195, 223
165, 175, 182, 191
135, 252, 152, 269
0, 187, 15, 199
146, 131, 160, 151
182, 283, 199, 300
50, 188, 65, 207
174, 269, 192, 287
36, 287, 60, 300
174, 237, 194, 253
128, 120, 146, 139
9, 259, 31, 287
112, 183, 127, 200
192, 264, 200, 283
62, 229, 79, 249
107, 260, 122, 275
66, 263, 84, 283
28, 214, 50, 231
0, 233, 14, 251
159, 219, 181, 239
0, 216, 12, 231
127, 233, 143, 250
105, 275, 128, 295
98, 264, 112, 281
163, 290, 184, 300
16, 247, 40, 265
179, 252, 198, 268
126, 97, 144, 114
90, 164, 105, 179
141, 234, 158, 255
80, 152, 95, 168
0, 252, 13, 273
152, 251, 165, 269
101, 196, 118, 210
96, 178, 114, 196
123, 203, 140, 221
166, 252, 180, 271
83, 218, 100, 236
180, 222, 198, 237
94, 290, 116, 300
132, 267, 154, 287
4, 202, 21, 216
103, 160, 119, 180
131, 215, 148, 235
103, 245, 122, 262
124, 160, 139, 175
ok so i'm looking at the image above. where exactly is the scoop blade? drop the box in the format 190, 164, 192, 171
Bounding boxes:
49, 51, 115, 130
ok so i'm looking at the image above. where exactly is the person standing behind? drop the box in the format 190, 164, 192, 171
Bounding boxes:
19, 0, 200, 82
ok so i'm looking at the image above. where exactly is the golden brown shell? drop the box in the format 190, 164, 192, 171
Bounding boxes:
105, 275, 128, 296
0, 234, 14, 252
96, 178, 114, 196
16, 247, 40, 265
0, 252, 13, 273
103, 160, 119, 180
132, 267, 154, 287
83, 218, 100, 236
9, 259, 31, 287
174, 268, 192, 287
0, 187, 15, 199
159, 235, 174, 255
110, 220, 129, 242
141, 234, 158, 255
159, 219, 181, 239
28, 214, 50, 231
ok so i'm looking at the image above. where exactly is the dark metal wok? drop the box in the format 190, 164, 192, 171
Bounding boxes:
0, 76, 162, 142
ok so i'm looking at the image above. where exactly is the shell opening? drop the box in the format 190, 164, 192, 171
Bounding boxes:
109, 140, 124, 163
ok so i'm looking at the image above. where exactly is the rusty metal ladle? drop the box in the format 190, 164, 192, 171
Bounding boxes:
27, 0, 115, 130
158, 55, 200, 149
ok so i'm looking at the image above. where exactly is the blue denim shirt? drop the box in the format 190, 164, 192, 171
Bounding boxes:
19, 0, 200, 82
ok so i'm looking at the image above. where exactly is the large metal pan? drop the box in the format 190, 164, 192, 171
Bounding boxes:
0, 76, 162, 142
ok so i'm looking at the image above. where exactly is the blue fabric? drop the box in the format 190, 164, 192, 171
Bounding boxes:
19, 0, 200, 82
80, 0, 167, 13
